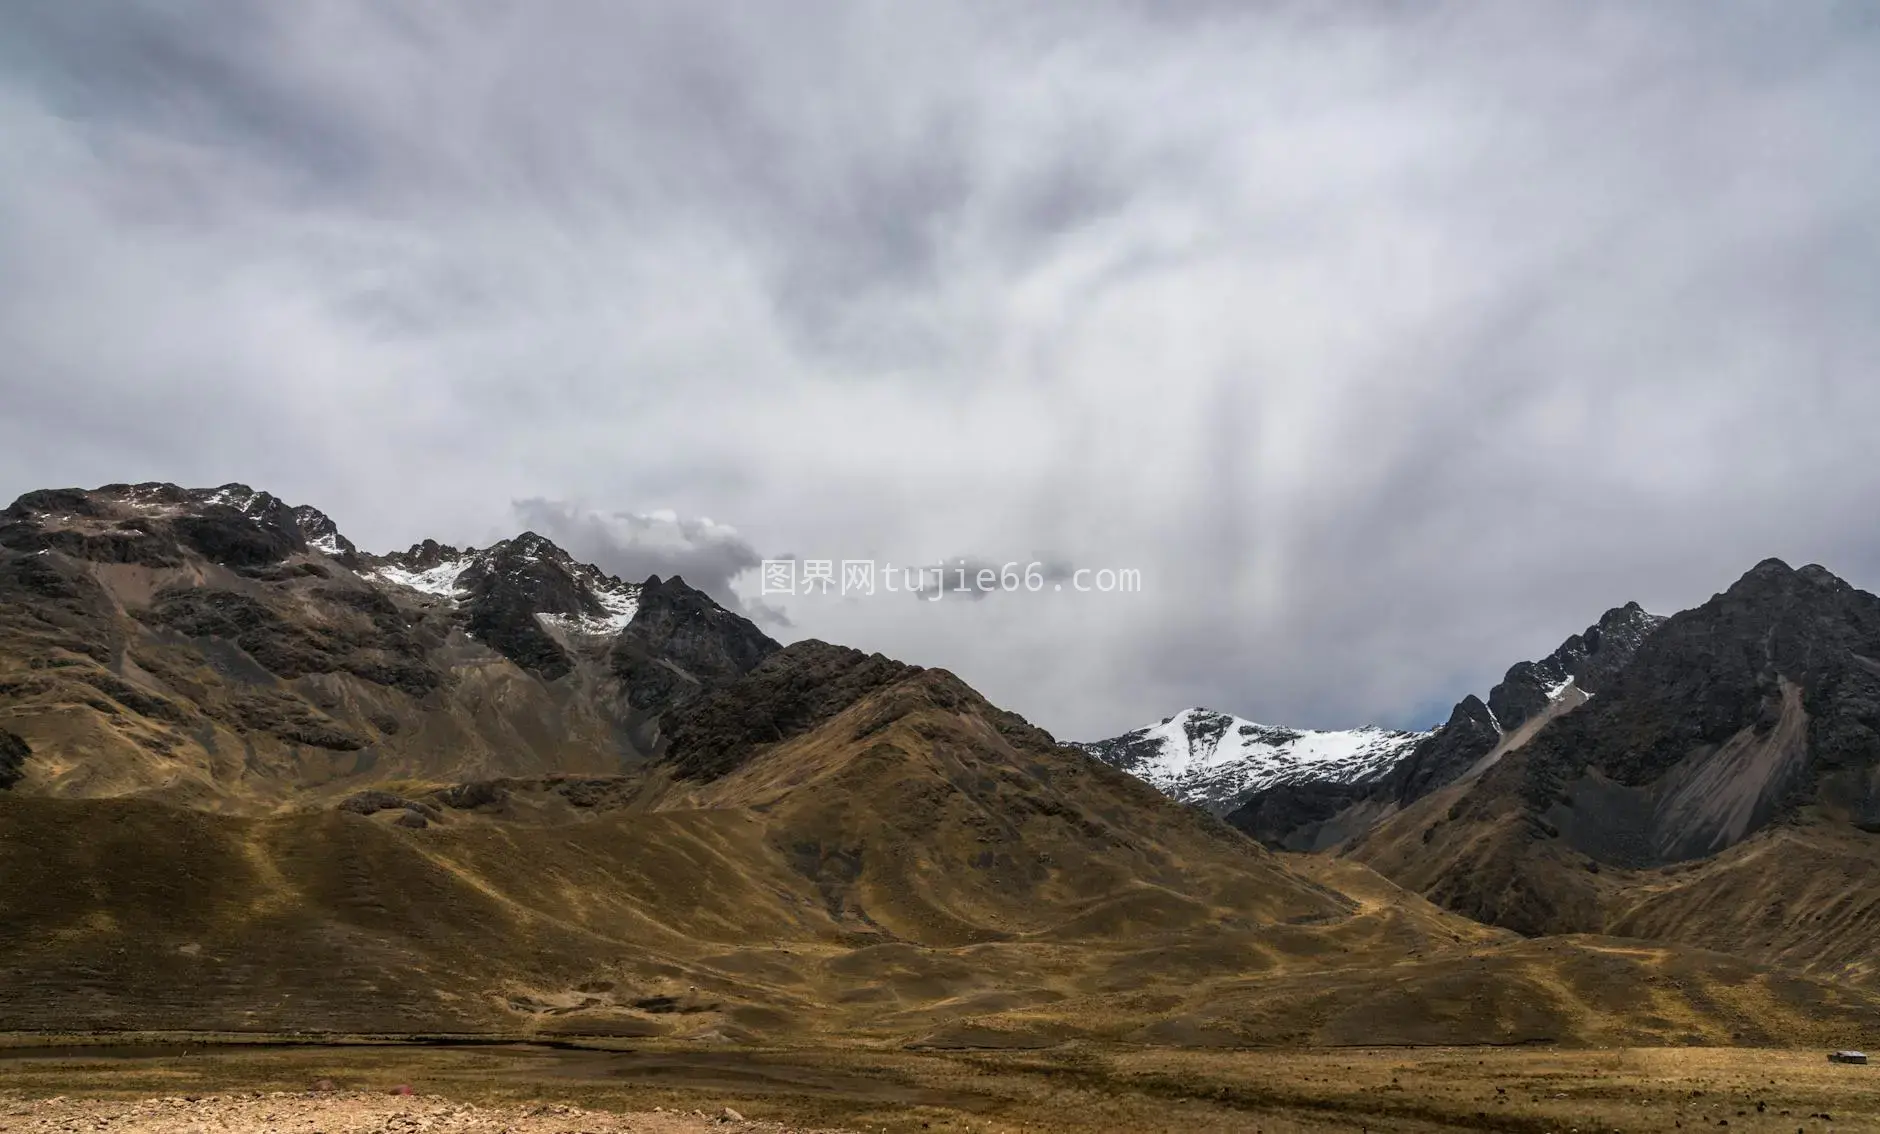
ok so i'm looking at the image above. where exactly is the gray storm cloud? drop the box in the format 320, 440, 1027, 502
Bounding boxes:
1, 2, 1877, 740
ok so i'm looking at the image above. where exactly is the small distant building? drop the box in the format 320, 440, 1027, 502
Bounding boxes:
1828, 1051, 1868, 1065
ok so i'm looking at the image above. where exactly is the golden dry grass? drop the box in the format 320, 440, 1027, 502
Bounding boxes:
4, 1040, 1878, 1133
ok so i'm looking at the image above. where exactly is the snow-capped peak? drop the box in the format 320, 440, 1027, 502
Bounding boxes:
1074, 707, 1428, 815
365, 533, 643, 638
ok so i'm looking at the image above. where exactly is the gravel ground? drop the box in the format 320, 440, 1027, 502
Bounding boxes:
0, 1091, 852, 1133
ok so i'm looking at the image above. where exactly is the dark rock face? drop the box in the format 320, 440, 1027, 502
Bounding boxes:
226, 688, 368, 751
1223, 601, 1665, 850
6, 489, 109, 519
0, 729, 28, 789
662, 641, 913, 781
384, 539, 462, 573
1387, 603, 1666, 809
0, 481, 798, 804
0, 493, 185, 565
69, 669, 191, 725
423, 775, 638, 813
1361, 560, 1880, 941
1073, 726, 1169, 780
0, 523, 186, 566
292, 504, 359, 565
1387, 695, 1504, 806
1486, 602, 1664, 734
0, 550, 124, 664
1225, 778, 1371, 850
172, 504, 304, 568
610, 574, 780, 714
433, 779, 510, 810
142, 585, 439, 694
0, 483, 347, 570
1510, 560, 1880, 861
1182, 710, 1236, 753
455, 534, 593, 680
338, 790, 409, 815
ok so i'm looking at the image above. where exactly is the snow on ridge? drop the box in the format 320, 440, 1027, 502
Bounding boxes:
535, 581, 642, 638
1076, 707, 1428, 815
203, 484, 270, 514
367, 536, 645, 641
369, 557, 472, 598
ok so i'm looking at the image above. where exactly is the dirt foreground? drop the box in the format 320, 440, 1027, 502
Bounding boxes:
0, 1091, 848, 1134
4, 1042, 1880, 1133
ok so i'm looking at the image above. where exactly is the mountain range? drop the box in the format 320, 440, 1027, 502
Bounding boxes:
1080, 560, 1880, 992
1079, 601, 1665, 847
3, 481, 1879, 1050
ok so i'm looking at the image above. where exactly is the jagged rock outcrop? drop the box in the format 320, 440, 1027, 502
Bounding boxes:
1485, 601, 1664, 737
610, 574, 781, 717
455, 533, 607, 680
1388, 602, 1666, 809
1384, 695, 1504, 807
291, 504, 358, 564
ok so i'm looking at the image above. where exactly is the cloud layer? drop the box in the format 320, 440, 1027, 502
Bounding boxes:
3, 2, 1878, 739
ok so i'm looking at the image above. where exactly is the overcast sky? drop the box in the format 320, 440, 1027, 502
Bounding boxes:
3, 2, 1878, 740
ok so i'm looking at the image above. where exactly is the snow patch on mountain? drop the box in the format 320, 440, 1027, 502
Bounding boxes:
370, 557, 474, 598
1544, 675, 1579, 700
535, 582, 642, 638
1074, 708, 1428, 815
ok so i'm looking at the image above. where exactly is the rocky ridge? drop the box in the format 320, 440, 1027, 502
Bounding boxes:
0, 482, 778, 805
1223, 601, 1665, 850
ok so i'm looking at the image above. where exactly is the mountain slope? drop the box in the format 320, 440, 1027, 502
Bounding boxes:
1224, 601, 1664, 850
1386, 600, 1667, 807
0, 634, 1410, 1039
0, 482, 777, 807
1350, 559, 1880, 980
1073, 708, 1424, 815
10, 635, 1876, 1051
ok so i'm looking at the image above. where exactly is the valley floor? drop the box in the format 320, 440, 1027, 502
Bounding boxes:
2, 1039, 1876, 1133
